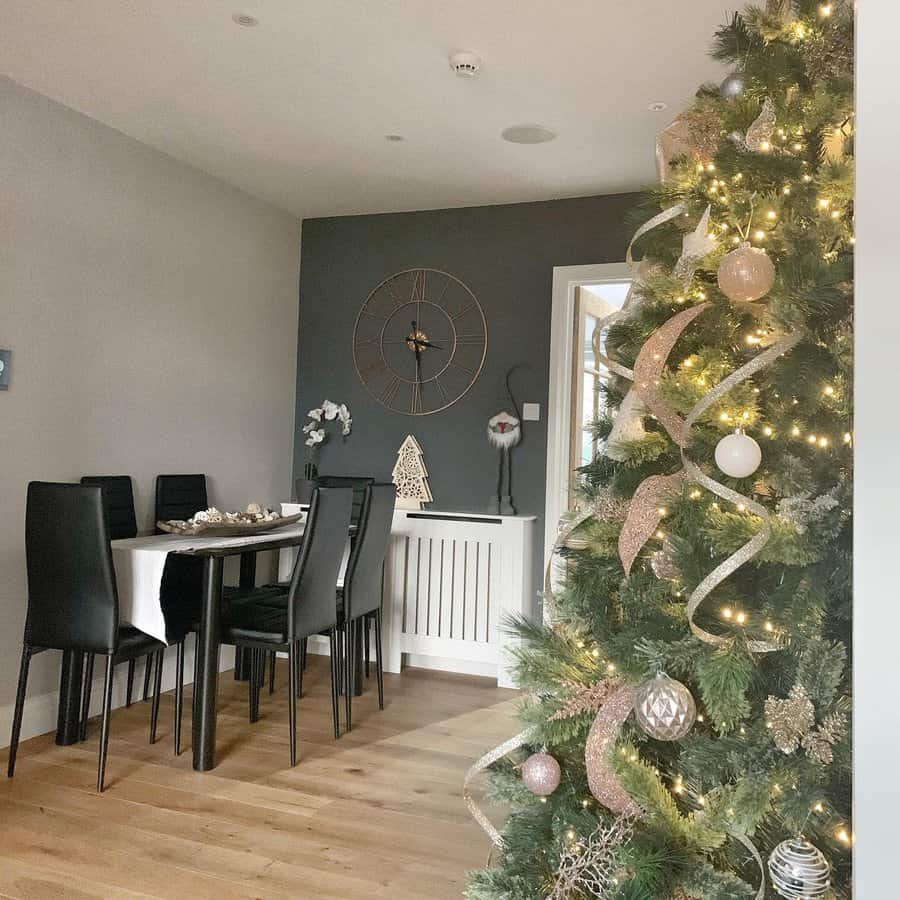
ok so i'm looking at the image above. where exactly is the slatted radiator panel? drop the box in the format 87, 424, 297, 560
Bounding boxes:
392, 534, 498, 644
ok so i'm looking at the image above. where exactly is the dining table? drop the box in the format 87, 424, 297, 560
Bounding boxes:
55, 523, 310, 772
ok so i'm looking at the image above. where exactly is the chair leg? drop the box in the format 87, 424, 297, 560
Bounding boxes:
7, 647, 32, 778
249, 649, 261, 723
296, 642, 303, 698
268, 651, 276, 695
80, 653, 95, 742
142, 652, 153, 701
328, 630, 341, 739
375, 609, 385, 711
149, 649, 164, 744
354, 620, 364, 697
175, 641, 185, 755
288, 644, 298, 766
365, 615, 371, 679
126, 658, 136, 708
344, 620, 353, 731
97, 655, 115, 793
301, 637, 308, 671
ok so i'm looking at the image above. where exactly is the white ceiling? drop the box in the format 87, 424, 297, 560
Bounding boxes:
1, 1, 727, 218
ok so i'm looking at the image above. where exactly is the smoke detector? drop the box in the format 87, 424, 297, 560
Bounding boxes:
449, 51, 482, 78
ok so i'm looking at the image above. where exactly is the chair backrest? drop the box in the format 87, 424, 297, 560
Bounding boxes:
342, 483, 396, 620
310, 475, 374, 527
80, 475, 138, 540
25, 482, 119, 654
155, 474, 208, 533
287, 487, 353, 640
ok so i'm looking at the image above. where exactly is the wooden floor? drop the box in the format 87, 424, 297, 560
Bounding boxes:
0, 657, 517, 899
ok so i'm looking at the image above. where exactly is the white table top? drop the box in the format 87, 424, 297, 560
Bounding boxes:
112, 523, 307, 554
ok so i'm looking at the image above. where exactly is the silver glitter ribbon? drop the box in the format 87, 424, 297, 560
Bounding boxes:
680, 331, 803, 652
464, 726, 538, 847
732, 830, 767, 900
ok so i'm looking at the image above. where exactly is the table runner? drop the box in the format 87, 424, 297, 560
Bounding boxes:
112, 524, 306, 643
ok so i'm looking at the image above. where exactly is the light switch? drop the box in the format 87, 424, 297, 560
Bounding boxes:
522, 402, 540, 421
0, 350, 9, 390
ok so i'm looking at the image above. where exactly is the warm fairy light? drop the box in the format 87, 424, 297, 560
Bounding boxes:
566, 829, 576, 841
722, 607, 733, 620
696, 163, 705, 173
706, 163, 715, 172
803, 173, 813, 182
793, 22, 806, 40
737, 503, 746, 512
655, 530, 665, 539
765, 621, 774, 632
746, 334, 761, 345
819, 436, 829, 448
782, 185, 791, 195
734, 172, 743, 181
736, 611, 747, 625
697, 714, 704, 722
690, 489, 702, 499
766, 210, 777, 220
759, 141, 771, 153
576, 640, 585, 648
844, 432, 852, 443
673, 779, 684, 794
739, 726, 746, 734
754, 230, 766, 241
792, 142, 803, 152
540, 796, 547, 803
831, 209, 841, 219
824, 385, 835, 395
676, 295, 686, 304
697, 796, 706, 807
683, 358, 694, 367
820, 3, 833, 16
591, 648, 600, 658
582, 799, 590, 808
657, 507, 668, 516
808, 434, 818, 444
792, 426, 801, 437
814, 802, 825, 813
697, 290, 707, 300
607, 663, 616, 673
720, 412, 730, 422
837, 828, 851, 844
818, 197, 831, 209
732, 236, 741, 245
763, 425, 774, 436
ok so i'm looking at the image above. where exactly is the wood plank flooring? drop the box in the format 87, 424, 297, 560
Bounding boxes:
0, 658, 518, 899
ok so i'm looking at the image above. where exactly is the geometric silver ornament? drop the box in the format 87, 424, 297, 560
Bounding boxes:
767, 837, 831, 899
633, 674, 696, 741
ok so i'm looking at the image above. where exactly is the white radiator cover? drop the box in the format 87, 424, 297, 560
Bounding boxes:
280, 506, 536, 688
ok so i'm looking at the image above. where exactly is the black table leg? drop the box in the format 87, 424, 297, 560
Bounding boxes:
233, 552, 257, 681
56, 649, 85, 745
193, 556, 223, 771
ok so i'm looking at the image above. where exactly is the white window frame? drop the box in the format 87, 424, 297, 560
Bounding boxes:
544, 262, 631, 588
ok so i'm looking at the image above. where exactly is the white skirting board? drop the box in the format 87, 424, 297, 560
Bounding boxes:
0, 642, 235, 751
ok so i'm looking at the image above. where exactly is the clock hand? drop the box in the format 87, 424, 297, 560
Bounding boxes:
416, 339, 444, 351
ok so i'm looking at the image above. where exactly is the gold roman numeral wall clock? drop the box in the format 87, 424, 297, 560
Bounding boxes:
352, 268, 488, 415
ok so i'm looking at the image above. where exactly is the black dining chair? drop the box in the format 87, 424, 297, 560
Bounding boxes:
315, 476, 376, 674
337, 483, 395, 730
220, 487, 352, 763
80, 475, 153, 708
8, 482, 178, 792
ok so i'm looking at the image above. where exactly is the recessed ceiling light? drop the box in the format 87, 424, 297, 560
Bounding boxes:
232, 13, 259, 27
385, 134, 405, 142
501, 124, 556, 145
648, 101, 667, 111
449, 50, 482, 78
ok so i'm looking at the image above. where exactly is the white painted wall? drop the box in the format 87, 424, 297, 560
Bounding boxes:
854, 2, 900, 895
0, 76, 300, 741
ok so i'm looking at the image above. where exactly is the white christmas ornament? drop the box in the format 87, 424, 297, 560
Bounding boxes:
768, 838, 831, 899
715, 429, 762, 479
633, 674, 696, 741
392, 435, 433, 510
521, 752, 561, 796
717, 241, 776, 303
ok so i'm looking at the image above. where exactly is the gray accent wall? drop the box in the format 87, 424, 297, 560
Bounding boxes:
0, 76, 301, 713
294, 193, 641, 588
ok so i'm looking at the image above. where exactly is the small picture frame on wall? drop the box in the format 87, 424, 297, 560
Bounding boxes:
0, 349, 10, 390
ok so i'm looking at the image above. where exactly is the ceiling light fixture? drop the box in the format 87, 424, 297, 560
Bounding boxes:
501, 124, 557, 145
449, 51, 482, 78
232, 13, 259, 27
648, 101, 668, 111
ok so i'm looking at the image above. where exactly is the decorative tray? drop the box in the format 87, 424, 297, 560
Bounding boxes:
157, 507, 305, 537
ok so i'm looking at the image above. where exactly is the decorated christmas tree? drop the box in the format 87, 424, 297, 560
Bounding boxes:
467, 3, 853, 898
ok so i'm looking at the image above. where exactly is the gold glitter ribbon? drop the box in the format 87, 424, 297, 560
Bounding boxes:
585, 685, 643, 816
618, 472, 685, 575
464, 726, 538, 847
680, 331, 803, 652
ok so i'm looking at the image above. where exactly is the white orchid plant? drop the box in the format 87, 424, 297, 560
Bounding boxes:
301, 400, 352, 479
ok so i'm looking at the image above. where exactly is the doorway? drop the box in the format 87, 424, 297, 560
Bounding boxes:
544, 263, 631, 583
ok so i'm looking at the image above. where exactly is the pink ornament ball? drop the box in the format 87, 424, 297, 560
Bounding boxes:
521, 752, 561, 796
717, 241, 776, 303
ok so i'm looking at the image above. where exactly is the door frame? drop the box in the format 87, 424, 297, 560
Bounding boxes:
544, 262, 631, 587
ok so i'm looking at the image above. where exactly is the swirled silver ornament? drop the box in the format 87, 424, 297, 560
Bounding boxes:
767, 838, 831, 899
719, 71, 745, 101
